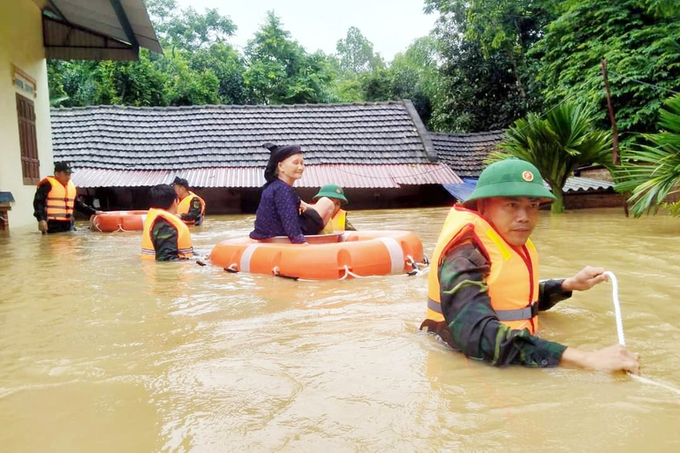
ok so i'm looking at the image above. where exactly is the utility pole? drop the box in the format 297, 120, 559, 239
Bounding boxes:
601, 59, 620, 164
601, 59, 629, 216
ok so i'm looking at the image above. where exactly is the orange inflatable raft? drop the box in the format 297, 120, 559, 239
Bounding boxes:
209, 230, 425, 280
91, 210, 148, 232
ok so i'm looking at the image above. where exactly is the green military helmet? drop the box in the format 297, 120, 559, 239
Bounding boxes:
463, 159, 556, 208
313, 184, 348, 204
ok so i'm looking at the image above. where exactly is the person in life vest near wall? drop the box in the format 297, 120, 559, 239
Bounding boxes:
313, 185, 356, 234
421, 159, 640, 374
33, 161, 100, 234
141, 184, 194, 261
172, 177, 206, 226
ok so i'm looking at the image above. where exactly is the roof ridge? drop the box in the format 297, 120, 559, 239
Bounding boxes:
50, 101, 406, 112
430, 130, 506, 137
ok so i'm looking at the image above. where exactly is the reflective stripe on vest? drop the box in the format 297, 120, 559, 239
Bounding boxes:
427, 297, 539, 321
141, 208, 194, 260
41, 177, 77, 221
177, 192, 206, 225
320, 209, 347, 234
424, 204, 540, 334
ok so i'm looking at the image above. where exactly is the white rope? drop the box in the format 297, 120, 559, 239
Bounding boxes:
406, 255, 430, 277
604, 271, 680, 396
415, 267, 430, 277
339, 265, 362, 280
605, 271, 626, 346
406, 255, 428, 270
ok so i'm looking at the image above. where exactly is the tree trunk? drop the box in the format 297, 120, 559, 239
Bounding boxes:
510, 55, 527, 100
550, 184, 565, 214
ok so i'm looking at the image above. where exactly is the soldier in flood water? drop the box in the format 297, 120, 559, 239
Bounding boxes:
421, 159, 640, 374
33, 162, 99, 234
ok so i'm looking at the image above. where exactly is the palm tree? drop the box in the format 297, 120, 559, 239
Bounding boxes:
488, 101, 612, 214
615, 94, 680, 217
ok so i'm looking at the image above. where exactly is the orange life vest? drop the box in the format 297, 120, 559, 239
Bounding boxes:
141, 208, 194, 260
319, 209, 347, 234
177, 192, 206, 225
40, 177, 76, 221
424, 204, 540, 334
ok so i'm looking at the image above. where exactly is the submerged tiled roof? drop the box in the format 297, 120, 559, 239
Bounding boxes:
51, 101, 437, 170
443, 176, 614, 202
430, 130, 505, 177
432, 130, 614, 194
563, 177, 614, 193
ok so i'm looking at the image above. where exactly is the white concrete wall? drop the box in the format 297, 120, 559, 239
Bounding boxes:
0, 1, 54, 229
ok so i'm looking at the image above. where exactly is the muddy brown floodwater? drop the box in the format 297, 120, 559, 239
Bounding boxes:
1, 207, 679, 452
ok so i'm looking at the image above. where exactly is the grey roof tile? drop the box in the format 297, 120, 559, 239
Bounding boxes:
51, 101, 435, 170
430, 130, 506, 177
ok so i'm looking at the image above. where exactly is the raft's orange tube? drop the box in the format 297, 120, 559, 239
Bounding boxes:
210, 230, 424, 280
91, 210, 148, 232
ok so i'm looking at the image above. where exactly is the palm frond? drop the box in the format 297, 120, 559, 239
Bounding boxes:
615, 94, 680, 217
489, 101, 612, 213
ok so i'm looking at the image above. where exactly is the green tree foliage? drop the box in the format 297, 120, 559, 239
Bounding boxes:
243, 12, 334, 104
47, 1, 242, 107
424, 0, 554, 132
489, 102, 612, 213
145, 0, 236, 51
47, 0, 679, 160
531, 0, 680, 144
615, 95, 680, 216
429, 35, 544, 132
335, 27, 384, 75
389, 37, 440, 125
330, 36, 440, 125
189, 43, 249, 104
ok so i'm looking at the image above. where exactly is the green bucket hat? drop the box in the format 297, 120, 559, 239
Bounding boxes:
313, 184, 348, 204
463, 159, 556, 208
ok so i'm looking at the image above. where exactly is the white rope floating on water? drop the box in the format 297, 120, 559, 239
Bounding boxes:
604, 271, 680, 396
406, 255, 430, 277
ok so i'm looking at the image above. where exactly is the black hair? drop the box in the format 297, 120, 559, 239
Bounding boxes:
54, 161, 72, 173
172, 176, 190, 190
263, 142, 278, 152
149, 184, 177, 210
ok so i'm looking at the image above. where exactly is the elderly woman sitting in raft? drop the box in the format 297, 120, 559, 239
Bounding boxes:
250, 143, 335, 244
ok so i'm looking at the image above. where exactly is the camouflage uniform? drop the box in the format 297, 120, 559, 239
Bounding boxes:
437, 235, 572, 367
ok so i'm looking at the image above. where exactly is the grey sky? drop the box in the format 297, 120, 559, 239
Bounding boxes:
173, 0, 436, 61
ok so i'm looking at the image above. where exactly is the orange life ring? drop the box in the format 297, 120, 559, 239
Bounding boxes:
210, 230, 424, 280
91, 210, 148, 232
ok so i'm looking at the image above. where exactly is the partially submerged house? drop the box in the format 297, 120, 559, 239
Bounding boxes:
50, 100, 462, 213
430, 131, 624, 209
0, 0, 161, 229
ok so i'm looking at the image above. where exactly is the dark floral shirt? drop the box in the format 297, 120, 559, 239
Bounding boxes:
438, 239, 572, 368
250, 179, 306, 244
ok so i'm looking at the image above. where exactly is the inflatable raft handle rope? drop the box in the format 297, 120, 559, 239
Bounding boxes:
604, 271, 680, 396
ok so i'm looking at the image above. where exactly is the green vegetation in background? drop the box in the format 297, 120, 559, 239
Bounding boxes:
424, 0, 555, 132
47, 0, 439, 124
488, 102, 612, 214
615, 94, 680, 217
48, 0, 680, 144
530, 0, 680, 148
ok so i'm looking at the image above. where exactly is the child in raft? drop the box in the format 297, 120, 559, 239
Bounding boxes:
250, 143, 335, 244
